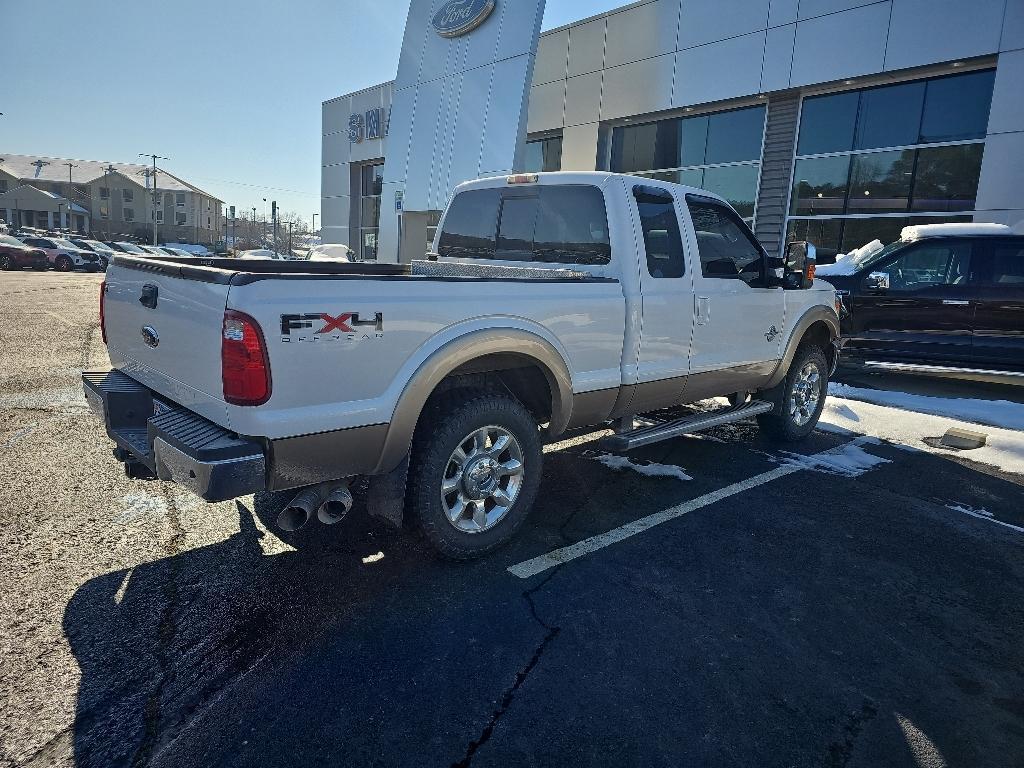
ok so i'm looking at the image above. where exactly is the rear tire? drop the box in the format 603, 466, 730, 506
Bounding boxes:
0, 254, 12, 271
407, 389, 542, 560
757, 344, 829, 442
55, 256, 73, 272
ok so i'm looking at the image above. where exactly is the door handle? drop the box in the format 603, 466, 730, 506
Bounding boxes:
695, 296, 711, 326
941, 300, 969, 306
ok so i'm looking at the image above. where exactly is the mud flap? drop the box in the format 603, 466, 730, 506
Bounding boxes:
366, 453, 410, 529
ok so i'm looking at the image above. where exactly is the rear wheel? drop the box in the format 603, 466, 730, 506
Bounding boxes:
407, 389, 542, 560
55, 256, 73, 272
0, 254, 12, 271
757, 345, 829, 441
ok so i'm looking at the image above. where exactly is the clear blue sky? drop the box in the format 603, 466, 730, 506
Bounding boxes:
1, 0, 620, 226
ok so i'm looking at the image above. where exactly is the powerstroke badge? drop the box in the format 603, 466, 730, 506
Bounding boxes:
280, 313, 384, 343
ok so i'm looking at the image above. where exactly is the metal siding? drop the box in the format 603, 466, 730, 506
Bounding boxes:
884, 0, 1004, 71
753, 92, 800, 257
604, 0, 679, 69
673, 31, 766, 107
790, 2, 890, 86
678, 0, 769, 49
601, 54, 675, 121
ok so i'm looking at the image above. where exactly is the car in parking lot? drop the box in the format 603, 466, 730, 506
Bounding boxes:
819, 223, 1024, 384
70, 239, 118, 270
307, 243, 354, 262
0, 234, 49, 271
18, 236, 100, 272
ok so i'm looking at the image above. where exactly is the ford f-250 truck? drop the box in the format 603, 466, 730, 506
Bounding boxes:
83, 172, 841, 559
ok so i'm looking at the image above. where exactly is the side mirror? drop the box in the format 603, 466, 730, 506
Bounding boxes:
865, 271, 890, 293
784, 241, 817, 289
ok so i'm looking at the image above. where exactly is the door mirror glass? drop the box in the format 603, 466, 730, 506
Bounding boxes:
865, 271, 890, 292
784, 241, 817, 289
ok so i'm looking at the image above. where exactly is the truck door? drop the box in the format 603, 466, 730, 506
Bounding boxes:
970, 238, 1024, 368
682, 196, 784, 396
630, 185, 695, 411
846, 239, 975, 363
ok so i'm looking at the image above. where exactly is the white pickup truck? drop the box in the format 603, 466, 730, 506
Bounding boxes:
84, 172, 841, 558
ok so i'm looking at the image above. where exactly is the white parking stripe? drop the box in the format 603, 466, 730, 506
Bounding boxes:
508, 437, 874, 579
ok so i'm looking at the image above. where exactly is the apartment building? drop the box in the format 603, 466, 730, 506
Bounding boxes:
0, 154, 223, 244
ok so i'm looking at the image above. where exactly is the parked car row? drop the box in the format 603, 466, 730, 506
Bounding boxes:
0, 232, 205, 273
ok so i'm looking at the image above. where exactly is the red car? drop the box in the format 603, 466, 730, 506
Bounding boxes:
0, 234, 49, 271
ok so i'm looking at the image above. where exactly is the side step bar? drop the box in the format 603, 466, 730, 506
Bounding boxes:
863, 361, 1024, 387
600, 400, 773, 452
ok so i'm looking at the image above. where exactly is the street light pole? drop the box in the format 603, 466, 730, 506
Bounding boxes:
139, 153, 169, 246
312, 213, 318, 238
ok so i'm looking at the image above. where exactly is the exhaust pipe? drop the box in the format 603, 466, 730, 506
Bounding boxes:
278, 484, 331, 532
318, 484, 354, 525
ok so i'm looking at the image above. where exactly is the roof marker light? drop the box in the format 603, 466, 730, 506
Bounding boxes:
506, 174, 539, 185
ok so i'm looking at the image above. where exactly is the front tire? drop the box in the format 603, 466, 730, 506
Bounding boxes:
55, 256, 73, 272
757, 345, 829, 442
407, 389, 542, 560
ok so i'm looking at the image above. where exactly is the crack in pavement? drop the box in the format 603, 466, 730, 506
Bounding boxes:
451, 569, 563, 768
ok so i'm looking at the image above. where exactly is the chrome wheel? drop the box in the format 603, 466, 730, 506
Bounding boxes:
441, 425, 524, 534
789, 361, 822, 427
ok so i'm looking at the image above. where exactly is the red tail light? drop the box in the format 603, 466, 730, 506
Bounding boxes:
222, 310, 271, 406
99, 281, 108, 344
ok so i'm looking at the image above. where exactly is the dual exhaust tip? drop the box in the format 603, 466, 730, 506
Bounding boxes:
277, 482, 354, 532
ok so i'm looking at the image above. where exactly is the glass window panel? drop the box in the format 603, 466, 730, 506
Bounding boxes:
786, 218, 843, 262
534, 186, 611, 265
543, 138, 563, 172
361, 230, 378, 260
839, 217, 910, 252
701, 164, 760, 220
679, 115, 708, 167
687, 198, 764, 286
437, 188, 500, 258
791, 155, 851, 215
920, 70, 995, 143
496, 196, 539, 261
705, 106, 765, 164
854, 81, 925, 150
911, 143, 984, 212
881, 241, 972, 291
847, 150, 914, 213
641, 169, 704, 187
984, 243, 1024, 285
361, 163, 383, 196
798, 91, 859, 155
522, 141, 544, 173
360, 196, 381, 227
522, 138, 563, 173
634, 189, 685, 278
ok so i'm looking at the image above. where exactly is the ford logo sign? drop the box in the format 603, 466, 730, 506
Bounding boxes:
141, 326, 160, 348
432, 0, 496, 38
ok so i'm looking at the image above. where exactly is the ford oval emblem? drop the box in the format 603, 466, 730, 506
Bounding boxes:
432, 0, 496, 38
141, 326, 160, 348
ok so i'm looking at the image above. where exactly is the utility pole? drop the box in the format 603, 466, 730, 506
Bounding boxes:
63, 162, 77, 232
287, 221, 293, 257
251, 207, 257, 243
312, 213, 318, 239
139, 153, 169, 246
271, 200, 278, 255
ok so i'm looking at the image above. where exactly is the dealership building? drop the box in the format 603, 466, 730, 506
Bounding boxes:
322, 0, 1024, 262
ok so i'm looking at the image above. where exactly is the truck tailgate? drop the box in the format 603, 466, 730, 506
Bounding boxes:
103, 260, 230, 421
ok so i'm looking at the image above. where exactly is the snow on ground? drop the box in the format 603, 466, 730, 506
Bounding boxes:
945, 504, 1024, 533
588, 452, 693, 481
829, 383, 1024, 431
779, 439, 891, 477
819, 395, 1024, 476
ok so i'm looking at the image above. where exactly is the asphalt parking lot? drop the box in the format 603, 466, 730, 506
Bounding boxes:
1, 271, 1023, 768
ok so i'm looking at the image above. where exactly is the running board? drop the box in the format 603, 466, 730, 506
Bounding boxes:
863, 361, 1024, 387
600, 400, 773, 452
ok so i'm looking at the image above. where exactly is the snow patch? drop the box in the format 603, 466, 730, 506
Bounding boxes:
816, 239, 883, 277
828, 383, 1024, 432
779, 440, 891, 477
945, 503, 1023, 533
590, 453, 693, 481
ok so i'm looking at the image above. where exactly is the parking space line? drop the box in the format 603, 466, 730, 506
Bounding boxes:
508, 437, 874, 579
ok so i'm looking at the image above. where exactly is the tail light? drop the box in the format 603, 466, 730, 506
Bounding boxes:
99, 281, 107, 344
222, 310, 271, 406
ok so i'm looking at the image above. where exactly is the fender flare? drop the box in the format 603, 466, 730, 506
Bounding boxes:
764, 306, 841, 389
372, 328, 574, 474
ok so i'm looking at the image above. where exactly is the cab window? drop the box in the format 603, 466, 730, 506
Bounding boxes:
879, 241, 971, 291
686, 197, 764, 286
978, 241, 1024, 286
633, 186, 684, 278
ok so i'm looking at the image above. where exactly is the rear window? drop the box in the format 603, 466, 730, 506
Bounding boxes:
437, 185, 610, 265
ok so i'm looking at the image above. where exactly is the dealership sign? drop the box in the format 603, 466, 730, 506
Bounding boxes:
349, 107, 389, 143
431, 0, 496, 38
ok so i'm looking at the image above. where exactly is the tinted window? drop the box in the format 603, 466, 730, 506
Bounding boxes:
705, 106, 765, 164
679, 115, 709, 167
881, 242, 971, 291
522, 137, 563, 173
847, 149, 914, 213
496, 196, 539, 260
982, 242, 1024, 286
786, 219, 844, 262
854, 81, 926, 150
911, 144, 984, 212
634, 188, 684, 278
791, 156, 851, 215
920, 70, 995, 143
798, 91, 859, 155
533, 186, 611, 265
687, 198, 764, 285
437, 188, 500, 258
701, 164, 760, 220
611, 119, 680, 173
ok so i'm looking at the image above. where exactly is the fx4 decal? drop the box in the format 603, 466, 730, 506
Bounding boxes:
280, 313, 384, 342
765, 325, 780, 343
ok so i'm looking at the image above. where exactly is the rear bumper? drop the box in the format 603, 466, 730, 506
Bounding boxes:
82, 370, 266, 501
